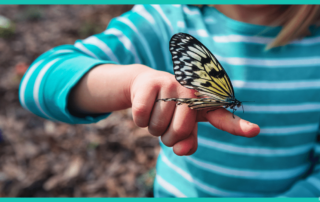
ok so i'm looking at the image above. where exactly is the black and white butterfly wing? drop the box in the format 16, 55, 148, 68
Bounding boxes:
169, 33, 235, 103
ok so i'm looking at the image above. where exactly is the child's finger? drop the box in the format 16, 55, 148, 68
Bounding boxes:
173, 123, 198, 156
161, 104, 197, 147
131, 84, 158, 127
197, 108, 260, 138
148, 91, 176, 137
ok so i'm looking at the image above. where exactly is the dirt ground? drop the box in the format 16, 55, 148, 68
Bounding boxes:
0, 5, 160, 197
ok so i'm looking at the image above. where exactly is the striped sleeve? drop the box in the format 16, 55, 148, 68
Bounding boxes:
18, 5, 172, 124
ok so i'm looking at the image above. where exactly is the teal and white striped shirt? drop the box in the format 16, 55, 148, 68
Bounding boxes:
19, 5, 320, 197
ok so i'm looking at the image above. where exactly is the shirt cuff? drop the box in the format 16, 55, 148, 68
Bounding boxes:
43, 55, 118, 124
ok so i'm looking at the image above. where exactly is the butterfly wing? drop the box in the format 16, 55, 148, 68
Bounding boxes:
169, 33, 235, 102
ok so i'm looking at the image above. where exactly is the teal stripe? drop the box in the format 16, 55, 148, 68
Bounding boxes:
193, 144, 311, 171
210, 38, 320, 58
82, 36, 118, 61
186, 155, 309, 180
227, 67, 320, 81
199, 122, 318, 147
198, 137, 315, 157
76, 43, 108, 61
96, 29, 134, 64
234, 90, 320, 104
238, 113, 320, 127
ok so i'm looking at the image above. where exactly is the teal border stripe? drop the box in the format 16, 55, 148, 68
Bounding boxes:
2, 0, 320, 4
0, 199, 318, 201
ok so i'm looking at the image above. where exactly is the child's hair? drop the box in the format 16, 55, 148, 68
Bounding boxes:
196, 5, 320, 49
266, 5, 320, 49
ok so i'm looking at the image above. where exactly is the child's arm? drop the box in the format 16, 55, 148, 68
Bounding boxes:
67, 63, 260, 156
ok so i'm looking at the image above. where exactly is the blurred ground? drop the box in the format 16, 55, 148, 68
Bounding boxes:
0, 5, 160, 197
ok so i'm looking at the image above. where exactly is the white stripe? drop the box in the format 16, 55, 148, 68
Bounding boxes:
213, 34, 320, 45
259, 124, 319, 136
156, 175, 186, 197
161, 152, 264, 197
232, 80, 320, 90
186, 156, 309, 180
201, 122, 319, 136
183, 6, 200, 15
242, 103, 320, 113
172, 4, 181, 8
133, 5, 171, 71
151, 5, 173, 34
204, 17, 216, 23
192, 177, 263, 197
117, 17, 156, 68
188, 29, 209, 37
213, 35, 272, 44
83, 36, 119, 63
295, 36, 320, 44
53, 49, 74, 54
19, 59, 44, 110
177, 21, 185, 28
33, 59, 60, 120
19, 49, 75, 111
132, 5, 155, 24
306, 177, 320, 191
74, 42, 98, 59
215, 54, 320, 67
104, 28, 141, 64
161, 151, 194, 182
198, 137, 314, 156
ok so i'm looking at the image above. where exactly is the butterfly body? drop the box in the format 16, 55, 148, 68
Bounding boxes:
158, 33, 244, 118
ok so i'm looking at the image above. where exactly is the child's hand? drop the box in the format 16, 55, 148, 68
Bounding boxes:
129, 65, 260, 156
69, 64, 260, 156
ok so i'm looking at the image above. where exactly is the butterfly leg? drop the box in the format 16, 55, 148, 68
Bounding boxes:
232, 108, 238, 119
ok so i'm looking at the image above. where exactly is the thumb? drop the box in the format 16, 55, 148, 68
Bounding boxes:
196, 108, 260, 138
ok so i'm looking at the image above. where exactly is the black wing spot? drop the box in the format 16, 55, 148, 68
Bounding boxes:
202, 56, 211, 64
208, 69, 225, 79
201, 81, 212, 87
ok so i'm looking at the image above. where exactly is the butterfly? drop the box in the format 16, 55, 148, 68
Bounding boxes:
157, 32, 243, 118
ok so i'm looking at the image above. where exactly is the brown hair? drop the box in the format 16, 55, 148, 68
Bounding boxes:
196, 5, 320, 49
266, 5, 320, 49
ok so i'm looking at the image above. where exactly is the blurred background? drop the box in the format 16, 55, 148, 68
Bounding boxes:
0, 5, 160, 197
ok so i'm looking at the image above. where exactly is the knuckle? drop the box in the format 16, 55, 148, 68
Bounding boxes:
132, 103, 149, 127
148, 119, 168, 136
160, 76, 178, 89
172, 127, 190, 140
132, 103, 147, 116
160, 135, 174, 147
